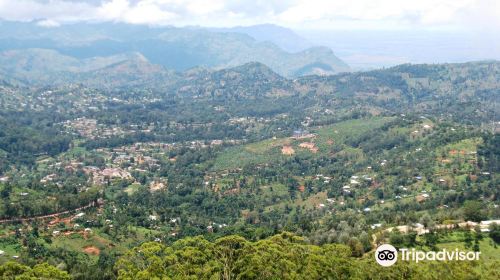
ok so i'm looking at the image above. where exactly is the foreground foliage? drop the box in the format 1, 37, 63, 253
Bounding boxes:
0, 261, 70, 280
115, 232, 499, 280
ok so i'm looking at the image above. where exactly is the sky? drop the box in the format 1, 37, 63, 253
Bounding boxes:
0, 0, 499, 32
0, 0, 498, 68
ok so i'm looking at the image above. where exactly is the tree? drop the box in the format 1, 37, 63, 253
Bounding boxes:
463, 201, 486, 222
489, 223, 500, 244
215, 235, 247, 280
0, 262, 71, 280
419, 213, 435, 229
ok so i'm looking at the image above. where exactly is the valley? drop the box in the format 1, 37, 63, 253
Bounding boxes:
0, 59, 498, 279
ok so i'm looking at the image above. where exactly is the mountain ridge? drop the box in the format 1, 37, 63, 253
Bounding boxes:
0, 21, 350, 77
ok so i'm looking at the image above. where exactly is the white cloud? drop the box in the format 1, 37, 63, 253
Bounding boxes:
276, 0, 485, 29
96, 0, 177, 24
36, 19, 61, 27
0, 0, 96, 22
0, 0, 497, 31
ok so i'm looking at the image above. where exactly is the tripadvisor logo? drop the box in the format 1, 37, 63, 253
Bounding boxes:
375, 244, 398, 266
375, 244, 481, 267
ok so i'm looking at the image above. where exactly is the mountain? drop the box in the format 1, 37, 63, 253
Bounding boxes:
0, 46, 349, 89
0, 48, 171, 87
211, 24, 314, 53
0, 20, 350, 77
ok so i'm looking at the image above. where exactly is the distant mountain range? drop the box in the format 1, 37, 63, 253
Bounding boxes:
0, 21, 349, 78
210, 24, 314, 53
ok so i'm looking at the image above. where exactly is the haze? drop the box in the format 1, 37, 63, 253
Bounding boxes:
0, 0, 498, 69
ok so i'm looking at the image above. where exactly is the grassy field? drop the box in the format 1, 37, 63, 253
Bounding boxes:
434, 232, 500, 262
212, 117, 394, 171
314, 117, 394, 149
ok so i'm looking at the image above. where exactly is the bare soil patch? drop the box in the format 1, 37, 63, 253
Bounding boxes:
83, 246, 100, 255
281, 145, 295, 155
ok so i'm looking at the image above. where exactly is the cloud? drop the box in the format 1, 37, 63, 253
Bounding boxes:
96, 0, 177, 24
36, 19, 61, 27
0, 0, 497, 31
0, 0, 97, 22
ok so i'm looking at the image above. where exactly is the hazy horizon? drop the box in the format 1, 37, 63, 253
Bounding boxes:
0, 0, 499, 69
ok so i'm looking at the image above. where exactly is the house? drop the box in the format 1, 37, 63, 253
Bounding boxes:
210, 140, 223, 146
75, 212, 85, 218
101, 168, 132, 179
371, 223, 382, 229
293, 129, 309, 138
479, 220, 500, 232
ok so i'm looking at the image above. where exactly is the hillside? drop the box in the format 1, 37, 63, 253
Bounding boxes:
211, 24, 314, 53
0, 61, 498, 279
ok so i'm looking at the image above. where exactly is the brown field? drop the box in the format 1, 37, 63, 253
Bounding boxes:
281, 145, 295, 155
299, 142, 318, 153
83, 246, 100, 255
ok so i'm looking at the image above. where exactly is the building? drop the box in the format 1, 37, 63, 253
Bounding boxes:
292, 129, 313, 139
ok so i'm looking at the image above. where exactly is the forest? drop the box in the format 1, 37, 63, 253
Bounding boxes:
0, 61, 498, 279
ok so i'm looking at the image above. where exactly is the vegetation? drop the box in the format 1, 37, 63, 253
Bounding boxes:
0, 61, 498, 279
115, 233, 499, 280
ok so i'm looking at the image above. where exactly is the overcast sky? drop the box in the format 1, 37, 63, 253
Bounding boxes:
0, 0, 499, 32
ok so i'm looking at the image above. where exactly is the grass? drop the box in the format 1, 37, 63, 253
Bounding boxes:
125, 183, 141, 195
259, 183, 289, 205
315, 117, 394, 148
212, 117, 394, 171
437, 237, 499, 262
0, 243, 21, 257
409, 231, 500, 262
